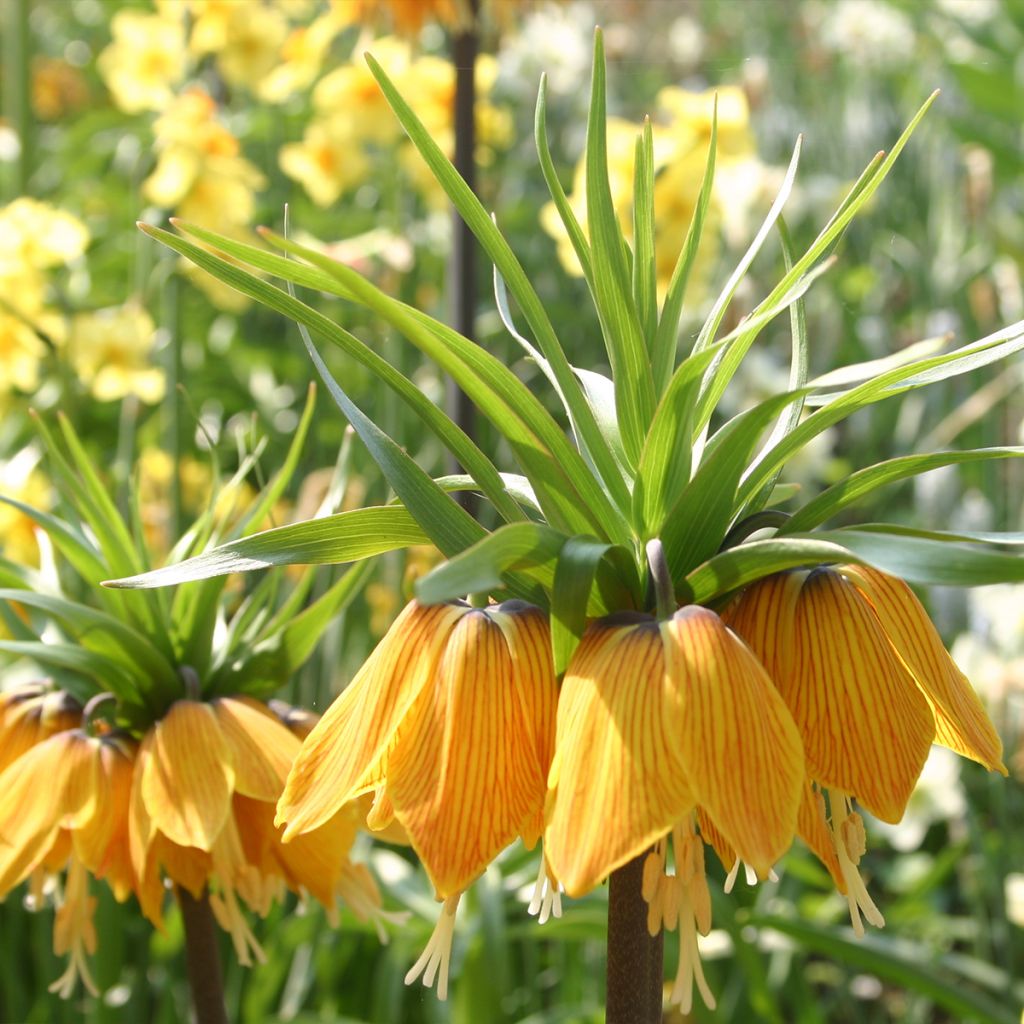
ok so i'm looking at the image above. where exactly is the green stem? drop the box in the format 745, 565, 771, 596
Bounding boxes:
176, 887, 229, 1024
646, 539, 675, 618
606, 852, 664, 1023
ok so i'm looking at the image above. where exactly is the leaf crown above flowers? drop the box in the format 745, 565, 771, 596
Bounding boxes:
109, 29, 1024, 678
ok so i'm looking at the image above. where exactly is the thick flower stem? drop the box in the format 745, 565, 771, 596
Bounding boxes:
606, 853, 664, 1024
177, 886, 229, 1024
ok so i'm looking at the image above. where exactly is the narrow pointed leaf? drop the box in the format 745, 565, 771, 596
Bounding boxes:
784, 448, 1024, 533
364, 50, 630, 513
104, 508, 430, 589
632, 119, 657, 345
261, 227, 629, 541
535, 74, 594, 290
652, 99, 717, 393
140, 223, 525, 527
584, 29, 656, 465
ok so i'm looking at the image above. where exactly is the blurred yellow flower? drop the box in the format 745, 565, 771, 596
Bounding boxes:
144, 89, 266, 230
279, 122, 371, 207
143, 89, 266, 309
31, 57, 89, 120
282, 40, 510, 209
0, 197, 89, 274
0, 310, 48, 397
67, 303, 165, 404
97, 9, 187, 113
0, 448, 51, 565
191, 1, 290, 91
541, 85, 765, 304
258, 11, 343, 102
0, 198, 86, 399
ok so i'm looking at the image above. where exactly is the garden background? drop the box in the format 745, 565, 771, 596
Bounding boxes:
1, 0, 1023, 1021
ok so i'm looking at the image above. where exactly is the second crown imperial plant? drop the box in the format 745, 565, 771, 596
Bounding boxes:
106, 27, 1024, 1017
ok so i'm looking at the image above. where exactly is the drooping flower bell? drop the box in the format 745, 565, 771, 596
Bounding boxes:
723, 564, 1006, 933
131, 695, 386, 966
276, 597, 558, 999
0, 722, 134, 997
544, 604, 806, 1012
0, 683, 82, 773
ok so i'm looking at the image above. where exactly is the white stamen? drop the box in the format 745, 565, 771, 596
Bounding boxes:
826, 790, 885, 936
404, 894, 460, 1001
527, 852, 563, 924
724, 858, 779, 894
724, 858, 741, 894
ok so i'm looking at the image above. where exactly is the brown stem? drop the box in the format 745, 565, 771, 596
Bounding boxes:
177, 886, 229, 1024
606, 852, 664, 1024
448, 0, 480, 516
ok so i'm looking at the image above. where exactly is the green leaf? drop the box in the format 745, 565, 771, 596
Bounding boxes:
838, 522, 1024, 545
290, 278, 490, 563
803, 334, 949, 402
364, 49, 631, 516
685, 528, 1024, 605
784, 447, 1024, 533
632, 118, 657, 346
652, 99, 717, 393
534, 74, 594, 291
573, 367, 631, 480
685, 536, 867, 603
662, 391, 808, 579
550, 537, 616, 676
584, 29, 656, 466
140, 223, 525, 527
261, 226, 629, 542
104, 507, 431, 589
696, 93, 940, 432
236, 382, 316, 538
738, 318, 1024, 510
750, 916, 1020, 1024
818, 528, 1024, 584
691, 133, 803, 370
414, 523, 565, 606
0, 589, 177, 694
632, 342, 724, 538
741, 216, 809, 513
428, 473, 541, 514
216, 561, 372, 696
0, 640, 142, 704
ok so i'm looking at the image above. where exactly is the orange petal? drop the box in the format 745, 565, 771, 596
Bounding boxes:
545, 618, 695, 897
214, 697, 300, 801
786, 570, 935, 823
842, 565, 1006, 774
155, 835, 212, 900
274, 805, 360, 907
720, 571, 803, 681
0, 733, 75, 892
489, 600, 558, 847
664, 607, 804, 876
276, 601, 465, 839
141, 701, 235, 851
387, 608, 549, 898
89, 741, 136, 902
796, 778, 844, 892
696, 807, 735, 873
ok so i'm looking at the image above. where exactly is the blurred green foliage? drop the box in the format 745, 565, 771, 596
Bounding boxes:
1, 0, 1023, 1021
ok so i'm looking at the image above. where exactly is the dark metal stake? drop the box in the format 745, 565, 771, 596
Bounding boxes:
448, 0, 480, 515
